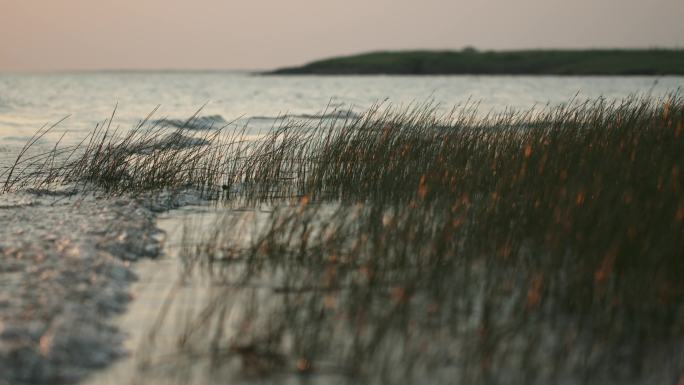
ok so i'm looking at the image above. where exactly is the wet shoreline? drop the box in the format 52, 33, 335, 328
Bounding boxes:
0, 191, 164, 384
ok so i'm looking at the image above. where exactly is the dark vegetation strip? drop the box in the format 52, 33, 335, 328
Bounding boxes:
268, 49, 684, 75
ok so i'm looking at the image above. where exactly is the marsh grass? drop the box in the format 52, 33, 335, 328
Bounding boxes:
1, 107, 238, 196
144, 194, 684, 384
7, 94, 683, 209
5, 95, 684, 383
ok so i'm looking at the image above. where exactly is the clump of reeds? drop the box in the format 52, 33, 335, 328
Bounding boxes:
131, 94, 684, 383
1, 107, 242, 197
224, 94, 684, 312
4, 95, 684, 383
8, 95, 682, 208
162, 194, 684, 383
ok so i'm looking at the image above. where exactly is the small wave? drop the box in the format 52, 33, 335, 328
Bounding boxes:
292, 110, 361, 120
248, 110, 361, 122
248, 115, 288, 121
153, 115, 228, 130
129, 132, 212, 155
24, 187, 78, 197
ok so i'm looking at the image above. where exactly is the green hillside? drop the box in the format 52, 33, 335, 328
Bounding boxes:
269, 49, 684, 75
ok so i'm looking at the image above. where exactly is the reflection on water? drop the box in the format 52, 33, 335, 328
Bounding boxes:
88, 201, 684, 385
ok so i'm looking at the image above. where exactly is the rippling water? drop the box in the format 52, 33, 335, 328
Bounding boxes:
0, 72, 682, 147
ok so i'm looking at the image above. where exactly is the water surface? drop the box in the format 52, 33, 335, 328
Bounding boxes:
1, 73, 681, 147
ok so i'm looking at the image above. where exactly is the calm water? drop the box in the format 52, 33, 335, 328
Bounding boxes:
0, 72, 682, 147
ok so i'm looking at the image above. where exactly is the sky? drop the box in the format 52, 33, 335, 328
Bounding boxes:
1, 0, 683, 72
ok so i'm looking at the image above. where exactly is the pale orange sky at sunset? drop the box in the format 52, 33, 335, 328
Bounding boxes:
1, 0, 683, 72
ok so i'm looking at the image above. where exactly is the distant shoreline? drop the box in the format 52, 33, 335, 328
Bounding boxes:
267, 49, 684, 76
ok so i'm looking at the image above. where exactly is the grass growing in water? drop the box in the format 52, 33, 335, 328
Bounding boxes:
5, 95, 684, 383
155, 198, 683, 383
